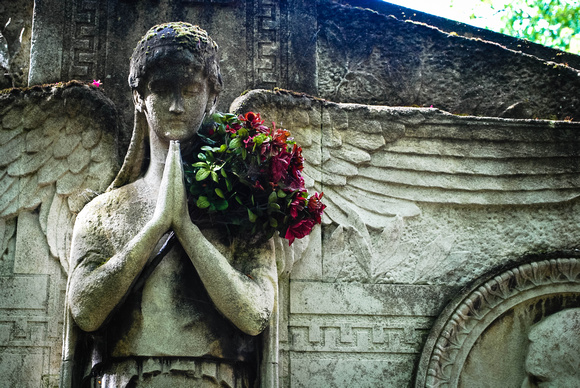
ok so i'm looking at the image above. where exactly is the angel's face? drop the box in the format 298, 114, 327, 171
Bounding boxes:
136, 62, 211, 142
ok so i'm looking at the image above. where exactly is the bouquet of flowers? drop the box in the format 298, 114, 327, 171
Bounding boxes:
183, 112, 325, 245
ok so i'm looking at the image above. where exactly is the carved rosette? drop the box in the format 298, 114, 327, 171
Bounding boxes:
415, 258, 580, 388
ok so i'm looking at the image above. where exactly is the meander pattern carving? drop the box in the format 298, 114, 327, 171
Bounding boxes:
68, 0, 102, 80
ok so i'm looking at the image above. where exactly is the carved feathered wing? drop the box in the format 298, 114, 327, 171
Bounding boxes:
232, 89, 580, 227
231, 89, 580, 283
0, 82, 121, 273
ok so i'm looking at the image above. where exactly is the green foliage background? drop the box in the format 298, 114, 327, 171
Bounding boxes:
473, 0, 580, 53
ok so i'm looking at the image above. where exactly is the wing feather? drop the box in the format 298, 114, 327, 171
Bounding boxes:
0, 82, 121, 273
0, 134, 24, 166
53, 133, 81, 159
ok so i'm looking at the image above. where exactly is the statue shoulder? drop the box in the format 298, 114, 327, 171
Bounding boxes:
74, 181, 152, 240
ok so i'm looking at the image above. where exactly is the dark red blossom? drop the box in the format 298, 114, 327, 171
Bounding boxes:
284, 167, 304, 192
243, 136, 255, 149
290, 144, 304, 171
240, 112, 267, 131
226, 123, 241, 134
270, 149, 292, 182
289, 196, 307, 219
285, 218, 316, 245
307, 192, 326, 224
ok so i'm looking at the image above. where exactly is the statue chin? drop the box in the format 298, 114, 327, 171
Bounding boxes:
160, 126, 199, 142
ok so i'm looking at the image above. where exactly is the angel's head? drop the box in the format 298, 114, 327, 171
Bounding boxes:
128, 23, 223, 143
110, 23, 223, 189
129, 22, 222, 106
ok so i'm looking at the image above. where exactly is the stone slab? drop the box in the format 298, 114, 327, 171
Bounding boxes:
0, 275, 49, 310
290, 282, 452, 317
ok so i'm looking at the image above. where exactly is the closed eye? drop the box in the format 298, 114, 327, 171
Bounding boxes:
183, 83, 202, 96
148, 80, 172, 95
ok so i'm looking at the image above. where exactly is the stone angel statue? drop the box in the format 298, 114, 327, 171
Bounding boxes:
2, 20, 580, 388
1, 23, 285, 388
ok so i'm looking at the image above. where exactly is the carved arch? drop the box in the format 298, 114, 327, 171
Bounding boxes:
415, 257, 580, 387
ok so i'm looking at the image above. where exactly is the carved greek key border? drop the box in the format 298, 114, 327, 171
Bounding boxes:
415, 258, 580, 388
247, 0, 285, 89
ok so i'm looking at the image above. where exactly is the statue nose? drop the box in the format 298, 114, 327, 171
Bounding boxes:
169, 92, 185, 113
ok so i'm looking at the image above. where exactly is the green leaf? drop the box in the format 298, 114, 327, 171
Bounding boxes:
269, 218, 278, 227
277, 190, 287, 198
229, 137, 242, 149
201, 145, 213, 151
269, 203, 281, 211
215, 200, 229, 211
211, 171, 219, 183
196, 169, 211, 181
235, 195, 243, 205
192, 162, 207, 168
225, 178, 233, 192
220, 168, 228, 178
247, 208, 258, 223
268, 191, 278, 204
197, 153, 207, 161
196, 196, 210, 209
215, 188, 225, 198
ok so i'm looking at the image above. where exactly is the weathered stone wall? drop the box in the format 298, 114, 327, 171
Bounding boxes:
315, 1, 580, 120
0, 0, 34, 89
25, 0, 580, 139
233, 89, 580, 387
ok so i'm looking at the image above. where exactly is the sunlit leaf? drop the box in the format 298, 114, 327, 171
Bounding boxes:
196, 169, 211, 181
197, 196, 210, 209
268, 191, 278, 204
247, 208, 258, 223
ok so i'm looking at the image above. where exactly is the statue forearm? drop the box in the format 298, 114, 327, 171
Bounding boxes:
67, 218, 169, 333
176, 221, 277, 336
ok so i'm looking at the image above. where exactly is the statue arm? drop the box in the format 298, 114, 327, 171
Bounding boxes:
177, 221, 277, 336
67, 208, 169, 333
67, 150, 181, 333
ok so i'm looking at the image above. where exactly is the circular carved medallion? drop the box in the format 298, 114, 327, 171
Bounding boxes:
415, 258, 580, 388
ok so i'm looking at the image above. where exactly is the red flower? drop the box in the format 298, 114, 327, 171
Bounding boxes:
244, 136, 255, 149
285, 218, 316, 245
289, 196, 307, 219
226, 124, 241, 134
272, 128, 291, 147
270, 149, 292, 182
289, 144, 304, 171
240, 112, 267, 131
284, 167, 304, 192
307, 192, 326, 224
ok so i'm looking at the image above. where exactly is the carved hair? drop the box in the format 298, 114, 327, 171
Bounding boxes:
128, 22, 222, 95
109, 22, 223, 191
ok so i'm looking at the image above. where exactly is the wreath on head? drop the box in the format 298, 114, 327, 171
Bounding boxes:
183, 112, 325, 245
